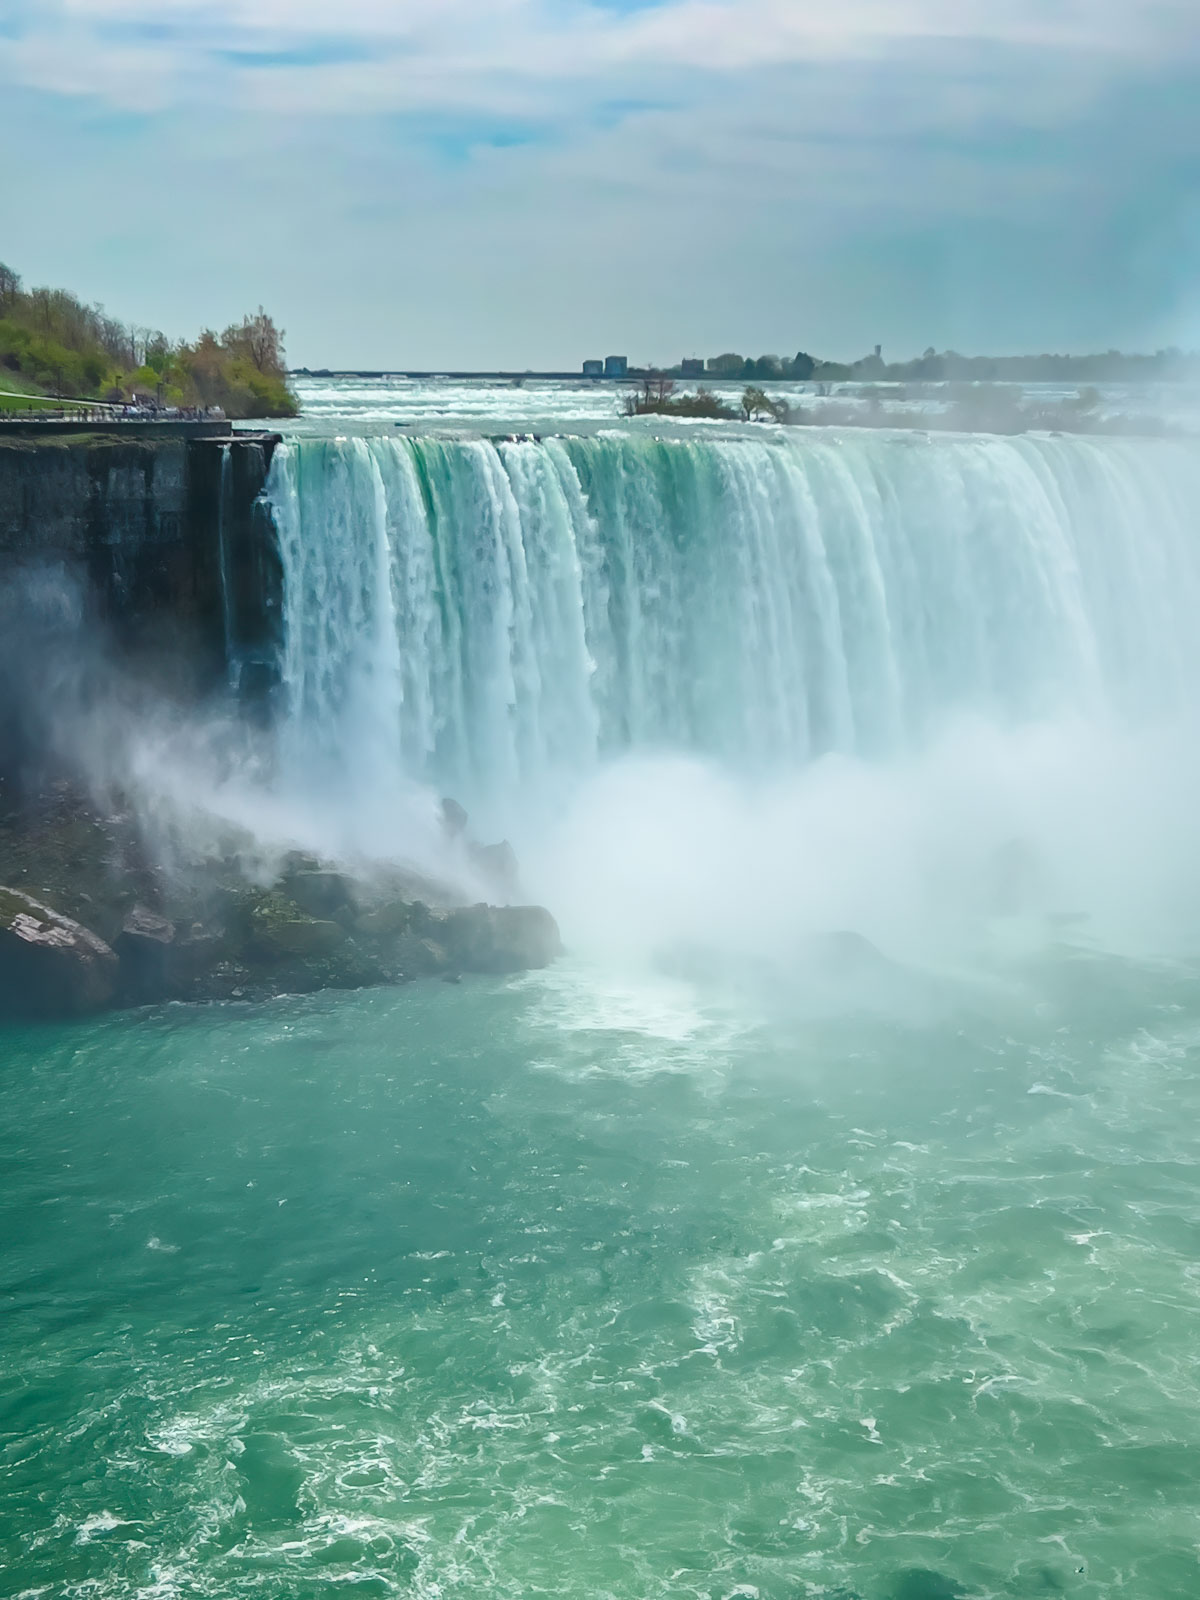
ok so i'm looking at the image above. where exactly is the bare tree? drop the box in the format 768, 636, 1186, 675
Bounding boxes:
741, 386, 788, 423
222, 308, 286, 375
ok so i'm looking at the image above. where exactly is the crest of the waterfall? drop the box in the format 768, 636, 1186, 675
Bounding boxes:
257, 427, 1200, 947
264, 430, 1200, 824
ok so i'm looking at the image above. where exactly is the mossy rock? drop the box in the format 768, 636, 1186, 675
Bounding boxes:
284, 869, 355, 919
440, 904, 562, 974
248, 893, 346, 958
354, 898, 415, 939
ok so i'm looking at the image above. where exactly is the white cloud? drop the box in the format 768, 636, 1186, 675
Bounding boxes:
1, 0, 1196, 363
2, 0, 1196, 120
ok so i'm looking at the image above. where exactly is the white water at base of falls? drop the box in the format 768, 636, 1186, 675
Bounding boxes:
265, 429, 1200, 822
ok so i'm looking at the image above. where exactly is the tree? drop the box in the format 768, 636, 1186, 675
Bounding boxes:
791, 351, 816, 380
623, 372, 676, 414
0, 263, 20, 314
741, 386, 788, 422
222, 307, 286, 376
0, 256, 298, 416
707, 352, 746, 377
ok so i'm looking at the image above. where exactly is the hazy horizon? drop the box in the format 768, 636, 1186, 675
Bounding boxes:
2, 1, 1198, 370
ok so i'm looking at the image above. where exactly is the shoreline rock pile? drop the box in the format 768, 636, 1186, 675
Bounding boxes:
0, 791, 561, 1021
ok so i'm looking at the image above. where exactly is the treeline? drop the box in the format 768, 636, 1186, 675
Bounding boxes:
0, 263, 297, 418
678, 347, 1200, 384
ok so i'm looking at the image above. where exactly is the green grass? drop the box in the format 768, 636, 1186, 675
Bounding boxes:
0, 373, 84, 415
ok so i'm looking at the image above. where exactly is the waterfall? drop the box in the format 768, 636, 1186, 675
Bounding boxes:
264, 430, 1200, 815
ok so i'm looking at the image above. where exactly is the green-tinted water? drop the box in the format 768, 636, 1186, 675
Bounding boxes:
4, 958, 1200, 1599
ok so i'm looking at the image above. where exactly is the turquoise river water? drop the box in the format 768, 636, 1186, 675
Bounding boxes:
6, 955, 1200, 1599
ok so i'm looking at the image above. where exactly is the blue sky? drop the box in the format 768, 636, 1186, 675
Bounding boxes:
1, 0, 1197, 367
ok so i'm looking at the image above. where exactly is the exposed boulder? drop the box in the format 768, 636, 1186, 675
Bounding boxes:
248, 893, 346, 958
439, 903, 562, 974
0, 886, 118, 1017
436, 797, 523, 901
172, 925, 223, 986
469, 839, 520, 901
440, 796, 469, 839
0, 791, 564, 1015
390, 933, 452, 978
115, 903, 176, 1002
284, 868, 355, 920
354, 899, 414, 938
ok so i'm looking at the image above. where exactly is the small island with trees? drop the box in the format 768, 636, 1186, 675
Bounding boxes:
0, 262, 297, 420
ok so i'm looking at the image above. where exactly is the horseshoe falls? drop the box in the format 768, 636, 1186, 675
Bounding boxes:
264, 429, 1200, 962
266, 429, 1200, 809
8, 398, 1200, 1600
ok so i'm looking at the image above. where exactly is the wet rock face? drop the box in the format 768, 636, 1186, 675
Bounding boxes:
114, 905, 181, 1003
468, 840, 520, 902
249, 893, 347, 958
229, 889, 563, 990
0, 886, 118, 1017
0, 793, 564, 1018
0, 435, 282, 769
283, 869, 354, 920
437, 904, 563, 974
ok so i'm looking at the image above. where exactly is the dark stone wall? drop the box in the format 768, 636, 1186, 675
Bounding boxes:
0, 433, 280, 688
220, 440, 286, 713
0, 433, 282, 789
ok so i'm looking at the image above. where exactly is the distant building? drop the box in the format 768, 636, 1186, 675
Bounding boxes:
582, 359, 604, 377
604, 355, 628, 379
680, 358, 704, 378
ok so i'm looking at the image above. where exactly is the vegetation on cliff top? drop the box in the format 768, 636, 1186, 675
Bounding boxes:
0, 262, 297, 418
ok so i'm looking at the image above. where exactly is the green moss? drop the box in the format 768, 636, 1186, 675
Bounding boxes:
248, 891, 308, 931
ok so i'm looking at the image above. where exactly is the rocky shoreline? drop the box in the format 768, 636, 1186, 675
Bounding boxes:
0, 786, 561, 1021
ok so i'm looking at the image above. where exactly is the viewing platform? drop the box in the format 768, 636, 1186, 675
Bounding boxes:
0, 416, 259, 441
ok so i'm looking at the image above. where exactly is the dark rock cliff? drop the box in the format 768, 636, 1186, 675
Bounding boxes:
0, 432, 282, 787
0, 441, 568, 1015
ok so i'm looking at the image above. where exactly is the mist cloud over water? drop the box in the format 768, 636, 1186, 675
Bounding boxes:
523, 716, 1200, 984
